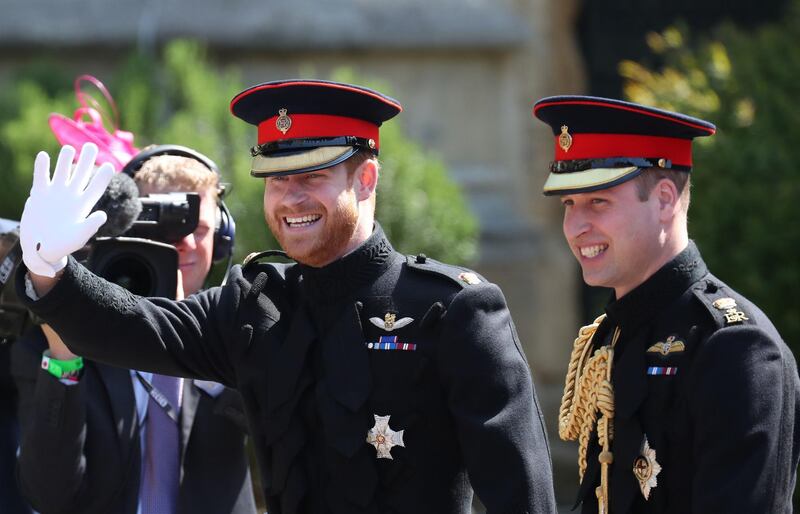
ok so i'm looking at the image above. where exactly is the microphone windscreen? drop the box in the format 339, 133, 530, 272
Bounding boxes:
93, 172, 142, 237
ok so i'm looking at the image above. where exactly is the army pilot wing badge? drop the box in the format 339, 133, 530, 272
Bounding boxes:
370, 312, 414, 332
647, 335, 685, 356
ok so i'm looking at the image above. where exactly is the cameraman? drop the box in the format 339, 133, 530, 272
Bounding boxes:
10, 149, 257, 514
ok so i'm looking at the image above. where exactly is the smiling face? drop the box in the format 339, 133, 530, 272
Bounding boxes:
172, 187, 217, 295
134, 155, 220, 296
263, 156, 377, 267
561, 178, 678, 298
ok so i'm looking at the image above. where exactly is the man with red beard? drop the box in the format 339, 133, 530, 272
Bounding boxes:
15, 80, 556, 514
534, 96, 800, 513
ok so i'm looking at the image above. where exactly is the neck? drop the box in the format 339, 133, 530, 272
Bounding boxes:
298, 222, 394, 304
605, 240, 706, 330
330, 215, 374, 266
614, 225, 689, 299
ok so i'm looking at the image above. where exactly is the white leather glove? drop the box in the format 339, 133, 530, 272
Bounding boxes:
20, 143, 114, 277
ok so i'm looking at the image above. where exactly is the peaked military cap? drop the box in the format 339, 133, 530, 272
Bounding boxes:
230, 79, 402, 177
533, 95, 716, 195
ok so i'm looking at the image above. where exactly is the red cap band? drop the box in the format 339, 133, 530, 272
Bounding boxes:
554, 133, 693, 166
258, 114, 380, 147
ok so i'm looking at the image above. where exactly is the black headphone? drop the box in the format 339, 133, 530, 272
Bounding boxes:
121, 145, 236, 262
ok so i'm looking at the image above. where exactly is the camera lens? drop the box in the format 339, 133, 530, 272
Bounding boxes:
98, 253, 155, 296
87, 238, 178, 300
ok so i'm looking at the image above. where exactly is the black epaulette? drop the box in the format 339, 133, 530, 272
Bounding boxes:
404, 253, 486, 289
692, 279, 753, 329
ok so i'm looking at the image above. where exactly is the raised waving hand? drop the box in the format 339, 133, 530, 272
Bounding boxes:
20, 143, 113, 277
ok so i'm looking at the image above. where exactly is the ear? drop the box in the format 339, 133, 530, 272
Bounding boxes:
355, 158, 378, 201
654, 178, 680, 222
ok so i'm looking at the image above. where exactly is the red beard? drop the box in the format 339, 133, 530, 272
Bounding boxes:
266, 194, 359, 267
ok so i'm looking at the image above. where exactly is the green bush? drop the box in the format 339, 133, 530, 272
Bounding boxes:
330, 69, 478, 265
0, 41, 477, 275
619, 4, 800, 355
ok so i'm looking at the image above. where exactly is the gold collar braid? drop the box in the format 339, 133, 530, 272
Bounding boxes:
559, 314, 620, 514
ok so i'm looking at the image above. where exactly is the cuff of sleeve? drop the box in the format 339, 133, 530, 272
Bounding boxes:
17, 255, 80, 316
24, 273, 40, 301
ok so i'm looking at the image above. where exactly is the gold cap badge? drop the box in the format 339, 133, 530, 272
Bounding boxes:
559, 125, 573, 152
276, 108, 292, 135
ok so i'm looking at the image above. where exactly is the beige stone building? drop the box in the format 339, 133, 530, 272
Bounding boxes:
0, 0, 590, 507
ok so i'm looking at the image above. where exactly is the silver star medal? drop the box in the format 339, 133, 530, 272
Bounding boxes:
366, 414, 405, 459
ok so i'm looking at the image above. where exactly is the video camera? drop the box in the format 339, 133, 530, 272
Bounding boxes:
0, 192, 199, 343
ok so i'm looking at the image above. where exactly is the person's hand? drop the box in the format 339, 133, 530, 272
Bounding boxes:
20, 143, 114, 278
41, 324, 78, 361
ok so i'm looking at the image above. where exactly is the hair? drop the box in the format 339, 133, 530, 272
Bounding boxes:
342, 149, 380, 188
344, 149, 379, 175
133, 154, 220, 198
341, 150, 380, 212
632, 167, 691, 210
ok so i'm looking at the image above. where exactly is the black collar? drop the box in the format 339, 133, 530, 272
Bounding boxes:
604, 240, 707, 332
298, 222, 394, 304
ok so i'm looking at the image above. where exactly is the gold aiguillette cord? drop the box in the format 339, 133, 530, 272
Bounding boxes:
559, 316, 620, 514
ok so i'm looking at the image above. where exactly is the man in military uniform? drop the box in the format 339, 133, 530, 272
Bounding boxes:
15, 80, 556, 513
533, 95, 800, 513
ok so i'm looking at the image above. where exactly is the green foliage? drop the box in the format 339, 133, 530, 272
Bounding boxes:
0, 75, 72, 218
331, 69, 478, 264
0, 41, 477, 272
376, 120, 477, 263
107, 42, 270, 272
619, 5, 800, 354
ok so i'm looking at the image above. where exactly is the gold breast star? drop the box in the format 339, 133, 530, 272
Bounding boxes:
633, 436, 662, 500
366, 414, 405, 459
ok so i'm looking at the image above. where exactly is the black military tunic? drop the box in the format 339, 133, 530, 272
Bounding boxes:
17, 224, 556, 514
574, 241, 800, 513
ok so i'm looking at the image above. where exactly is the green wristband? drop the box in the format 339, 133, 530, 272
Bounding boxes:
41, 350, 84, 381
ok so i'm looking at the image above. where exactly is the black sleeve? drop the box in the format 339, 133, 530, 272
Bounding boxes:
436, 283, 556, 514
688, 325, 798, 513
10, 329, 91, 514
16, 257, 281, 387
209, 387, 250, 432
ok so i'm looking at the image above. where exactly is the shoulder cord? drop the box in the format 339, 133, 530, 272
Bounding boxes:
559, 314, 620, 514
